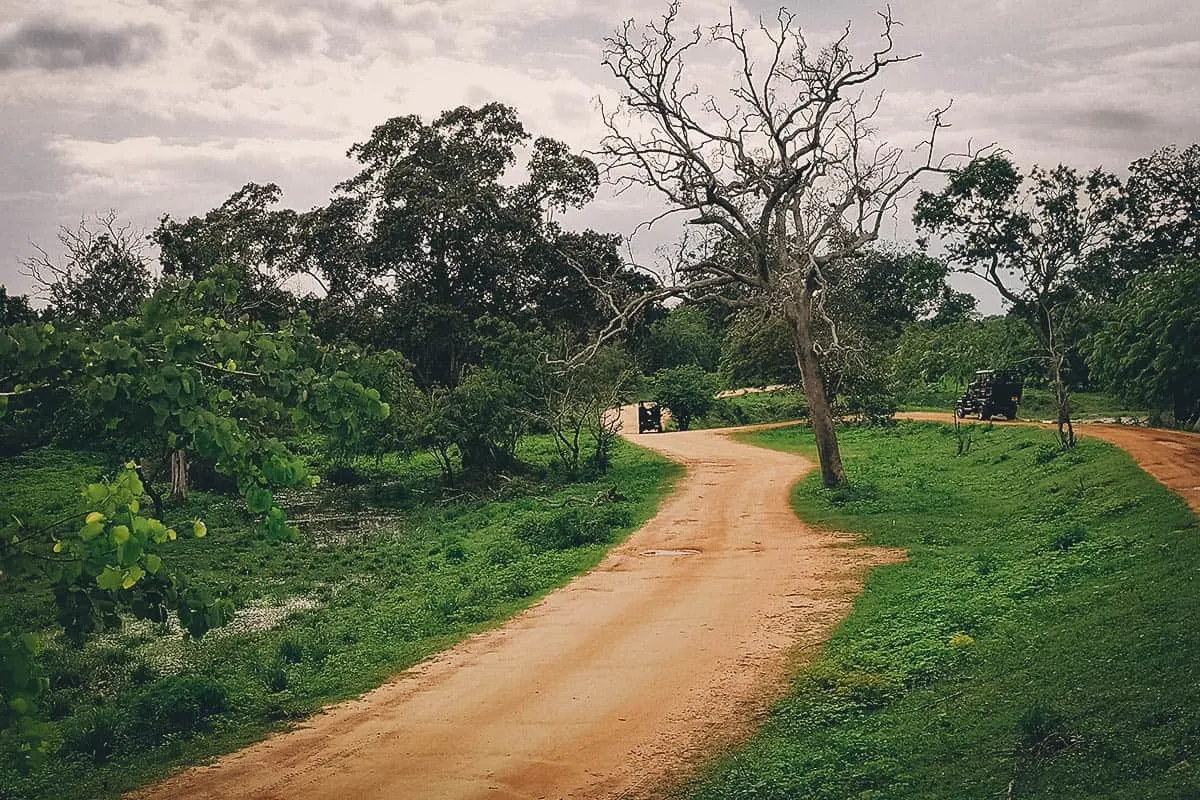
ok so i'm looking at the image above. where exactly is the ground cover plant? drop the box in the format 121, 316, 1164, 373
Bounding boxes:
900, 384, 1145, 420
689, 422, 1199, 799
0, 438, 679, 800
693, 389, 808, 430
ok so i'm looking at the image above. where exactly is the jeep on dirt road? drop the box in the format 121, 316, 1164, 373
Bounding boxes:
955, 370, 1024, 421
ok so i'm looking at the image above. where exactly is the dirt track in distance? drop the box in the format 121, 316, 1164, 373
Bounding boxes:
901, 412, 1200, 514
132, 407, 898, 800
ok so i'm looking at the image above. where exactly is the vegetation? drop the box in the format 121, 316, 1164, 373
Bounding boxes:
690, 422, 1199, 799
0, 439, 679, 799
694, 390, 808, 431
1, 4, 1197, 794
651, 365, 718, 431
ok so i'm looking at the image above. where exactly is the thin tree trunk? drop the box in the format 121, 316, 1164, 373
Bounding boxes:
1051, 352, 1074, 448
786, 290, 847, 488
170, 449, 189, 503
135, 464, 165, 518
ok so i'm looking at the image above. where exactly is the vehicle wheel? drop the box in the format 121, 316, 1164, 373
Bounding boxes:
979, 406, 992, 421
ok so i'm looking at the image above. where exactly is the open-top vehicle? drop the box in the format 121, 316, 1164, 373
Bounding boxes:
955, 369, 1024, 420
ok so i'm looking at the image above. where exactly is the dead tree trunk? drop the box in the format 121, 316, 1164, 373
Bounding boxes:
786, 290, 847, 488
169, 449, 189, 503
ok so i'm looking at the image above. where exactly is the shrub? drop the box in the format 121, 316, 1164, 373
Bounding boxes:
130, 676, 228, 743
515, 506, 629, 550
652, 365, 717, 431
61, 706, 123, 764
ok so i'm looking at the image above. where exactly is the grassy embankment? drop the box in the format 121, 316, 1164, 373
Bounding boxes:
0, 438, 680, 800
693, 386, 1144, 431
902, 385, 1146, 420
689, 422, 1198, 799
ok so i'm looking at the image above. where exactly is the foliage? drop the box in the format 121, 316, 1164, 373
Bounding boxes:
23, 213, 154, 332
0, 288, 37, 328
1088, 259, 1200, 428
1094, 143, 1200, 296
718, 311, 801, 389
639, 305, 722, 374
690, 422, 1199, 799
891, 316, 1041, 397
0, 439, 679, 798
0, 274, 387, 760
915, 154, 1123, 445
153, 183, 302, 326
331, 103, 604, 386
652, 365, 717, 431
694, 389, 807, 430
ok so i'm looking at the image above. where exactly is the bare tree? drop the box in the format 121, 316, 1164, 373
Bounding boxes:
589, 3, 984, 487
23, 211, 153, 329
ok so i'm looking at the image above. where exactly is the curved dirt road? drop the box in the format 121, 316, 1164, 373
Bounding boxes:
134, 408, 897, 800
901, 412, 1200, 514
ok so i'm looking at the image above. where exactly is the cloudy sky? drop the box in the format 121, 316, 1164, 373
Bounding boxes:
1, 0, 1197, 307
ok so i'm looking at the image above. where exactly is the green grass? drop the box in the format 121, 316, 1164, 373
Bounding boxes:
0, 438, 681, 800
688, 422, 1199, 800
901, 385, 1146, 420
693, 389, 808, 430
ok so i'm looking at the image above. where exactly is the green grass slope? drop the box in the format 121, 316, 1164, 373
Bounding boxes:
690, 422, 1199, 800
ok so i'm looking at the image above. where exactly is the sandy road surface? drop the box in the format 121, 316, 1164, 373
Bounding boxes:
133, 408, 897, 800
901, 412, 1200, 514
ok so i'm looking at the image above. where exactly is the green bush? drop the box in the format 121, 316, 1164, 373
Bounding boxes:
652, 365, 718, 431
61, 706, 123, 764
130, 676, 228, 743
515, 505, 630, 550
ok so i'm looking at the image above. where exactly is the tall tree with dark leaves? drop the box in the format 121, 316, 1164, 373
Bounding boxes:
334, 104, 603, 388
915, 155, 1122, 446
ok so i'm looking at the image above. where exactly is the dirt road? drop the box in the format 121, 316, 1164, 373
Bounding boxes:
901, 412, 1200, 514
134, 408, 897, 800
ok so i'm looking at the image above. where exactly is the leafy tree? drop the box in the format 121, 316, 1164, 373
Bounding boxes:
928, 287, 978, 327
0, 272, 386, 627
640, 305, 722, 374
333, 104, 601, 387
334, 348, 421, 465
915, 155, 1122, 446
23, 212, 153, 331
652, 365, 716, 431
719, 310, 800, 389
1088, 259, 1200, 428
1086, 143, 1200, 298
891, 315, 1040, 398
0, 287, 37, 327
0, 273, 387, 757
154, 182, 302, 326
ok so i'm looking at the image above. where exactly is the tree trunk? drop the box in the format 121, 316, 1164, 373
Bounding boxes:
135, 464, 165, 518
1051, 351, 1075, 448
170, 449, 189, 503
785, 290, 847, 488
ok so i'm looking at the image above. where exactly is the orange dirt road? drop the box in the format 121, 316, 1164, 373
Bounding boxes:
901, 412, 1200, 514
132, 408, 897, 800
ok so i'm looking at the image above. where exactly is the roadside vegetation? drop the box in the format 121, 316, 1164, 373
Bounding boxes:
0, 439, 678, 799
690, 422, 1199, 799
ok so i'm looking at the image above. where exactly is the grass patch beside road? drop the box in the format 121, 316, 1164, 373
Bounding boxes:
0, 439, 680, 800
689, 422, 1199, 800
693, 388, 807, 430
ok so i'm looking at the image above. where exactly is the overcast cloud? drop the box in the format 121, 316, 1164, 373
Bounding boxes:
1, 0, 1197, 310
